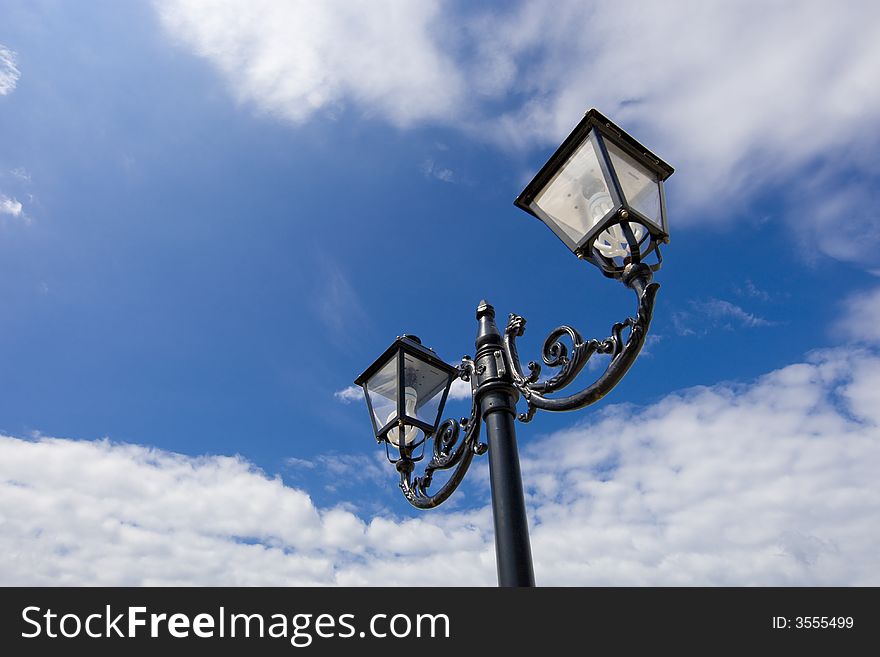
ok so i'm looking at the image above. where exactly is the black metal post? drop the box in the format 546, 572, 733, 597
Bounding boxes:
474, 300, 536, 587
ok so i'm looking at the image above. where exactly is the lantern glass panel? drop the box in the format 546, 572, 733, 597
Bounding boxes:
365, 355, 398, 433
530, 133, 614, 248
402, 352, 450, 427
606, 140, 662, 231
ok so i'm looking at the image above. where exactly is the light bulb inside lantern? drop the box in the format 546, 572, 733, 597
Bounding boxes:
583, 190, 645, 259
385, 386, 420, 447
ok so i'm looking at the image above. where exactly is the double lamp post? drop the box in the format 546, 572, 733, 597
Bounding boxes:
354, 109, 674, 586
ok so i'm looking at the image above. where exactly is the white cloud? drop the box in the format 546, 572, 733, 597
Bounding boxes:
0, 434, 494, 585
481, 2, 880, 201
155, 0, 464, 128
523, 346, 880, 585
1, 167, 34, 224
790, 172, 880, 266
155, 1, 880, 265
834, 285, 880, 345
448, 376, 471, 401
0, 45, 20, 96
334, 385, 362, 403
0, 194, 24, 220
478, 1, 880, 266
2, 344, 879, 585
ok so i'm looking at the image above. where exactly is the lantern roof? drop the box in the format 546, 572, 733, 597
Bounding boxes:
514, 108, 673, 215
354, 335, 457, 387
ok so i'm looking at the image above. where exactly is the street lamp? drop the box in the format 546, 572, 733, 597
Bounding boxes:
355, 109, 673, 587
514, 109, 673, 278
354, 335, 458, 462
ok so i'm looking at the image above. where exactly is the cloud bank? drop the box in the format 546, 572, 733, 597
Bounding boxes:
3, 344, 878, 585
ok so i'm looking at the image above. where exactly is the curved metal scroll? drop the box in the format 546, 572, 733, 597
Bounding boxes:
397, 358, 488, 509
503, 265, 660, 423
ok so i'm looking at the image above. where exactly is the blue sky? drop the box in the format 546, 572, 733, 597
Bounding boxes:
1, 0, 879, 585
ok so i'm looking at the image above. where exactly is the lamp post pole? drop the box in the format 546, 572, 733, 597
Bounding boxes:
474, 300, 535, 587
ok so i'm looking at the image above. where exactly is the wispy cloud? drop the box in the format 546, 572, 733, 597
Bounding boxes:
334, 386, 362, 404
796, 173, 880, 267
2, 343, 879, 585
286, 451, 393, 496
1, 167, 35, 224
312, 254, 370, 343
734, 280, 771, 302
10, 167, 30, 182
155, 1, 880, 268
334, 376, 470, 404
420, 159, 455, 183
834, 284, 880, 345
639, 333, 663, 358
284, 456, 316, 469
692, 298, 775, 328
673, 297, 775, 336
313, 452, 387, 488
0, 46, 20, 96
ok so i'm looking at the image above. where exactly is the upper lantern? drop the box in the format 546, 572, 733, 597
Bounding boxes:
514, 109, 674, 278
354, 335, 457, 461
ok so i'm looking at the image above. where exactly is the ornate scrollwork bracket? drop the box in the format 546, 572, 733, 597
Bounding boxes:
396, 357, 488, 509
395, 262, 658, 509
503, 262, 660, 423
